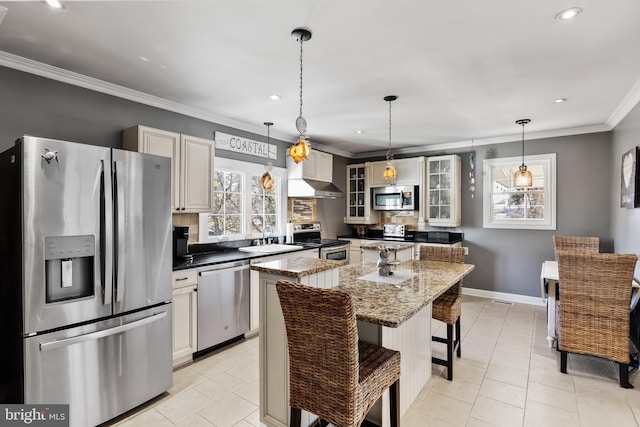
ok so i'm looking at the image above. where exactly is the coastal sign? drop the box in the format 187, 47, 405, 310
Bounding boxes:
215, 132, 277, 160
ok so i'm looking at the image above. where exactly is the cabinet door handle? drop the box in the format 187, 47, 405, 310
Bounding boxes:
175, 277, 189, 281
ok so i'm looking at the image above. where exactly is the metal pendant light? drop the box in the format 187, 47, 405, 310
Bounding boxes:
261, 122, 275, 190
383, 95, 398, 184
288, 27, 312, 164
514, 119, 533, 187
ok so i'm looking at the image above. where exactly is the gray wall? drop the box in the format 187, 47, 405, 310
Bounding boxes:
3, 65, 626, 297
611, 101, 640, 277
0, 65, 293, 167
357, 131, 613, 297
0, 65, 351, 241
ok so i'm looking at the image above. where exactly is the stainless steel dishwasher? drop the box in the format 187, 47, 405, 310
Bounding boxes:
197, 260, 250, 351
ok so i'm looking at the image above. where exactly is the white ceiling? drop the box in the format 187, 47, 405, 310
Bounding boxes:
0, 0, 639, 157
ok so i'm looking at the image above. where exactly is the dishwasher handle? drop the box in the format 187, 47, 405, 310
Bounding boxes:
199, 264, 249, 277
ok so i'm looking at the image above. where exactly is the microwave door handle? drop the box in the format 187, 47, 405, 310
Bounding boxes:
101, 159, 113, 306
114, 161, 126, 303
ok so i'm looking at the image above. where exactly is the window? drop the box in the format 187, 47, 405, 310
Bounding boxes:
199, 158, 287, 242
483, 153, 556, 230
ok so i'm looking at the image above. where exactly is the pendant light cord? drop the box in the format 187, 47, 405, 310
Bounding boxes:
521, 122, 525, 166
299, 38, 304, 121
387, 99, 393, 161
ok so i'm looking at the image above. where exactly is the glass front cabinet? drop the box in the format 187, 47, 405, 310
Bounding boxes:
345, 163, 379, 224
427, 155, 461, 227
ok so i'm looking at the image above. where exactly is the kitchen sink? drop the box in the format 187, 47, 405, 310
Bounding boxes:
238, 244, 305, 254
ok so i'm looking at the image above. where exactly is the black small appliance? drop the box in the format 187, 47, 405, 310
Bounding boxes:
173, 226, 193, 263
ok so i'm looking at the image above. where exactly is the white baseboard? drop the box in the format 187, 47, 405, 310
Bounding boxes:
462, 287, 545, 307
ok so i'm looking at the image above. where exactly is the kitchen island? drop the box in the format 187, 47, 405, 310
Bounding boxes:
254, 258, 474, 427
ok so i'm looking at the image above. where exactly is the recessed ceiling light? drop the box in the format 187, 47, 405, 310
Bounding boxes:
45, 0, 65, 9
139, 56, 150, 62
553, 98, 568, 103
268, 94, 281, 101
555, 7, 583, 21
355, 130, 364, 134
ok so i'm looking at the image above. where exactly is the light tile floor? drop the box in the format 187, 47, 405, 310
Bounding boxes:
105, 295, 640, 427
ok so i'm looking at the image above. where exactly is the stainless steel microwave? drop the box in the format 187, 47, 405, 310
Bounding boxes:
372, 185, 418, 211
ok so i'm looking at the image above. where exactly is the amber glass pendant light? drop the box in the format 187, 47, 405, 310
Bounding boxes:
288, 28, 312, 164
383, 95, 398, 184
261, 122, 275, 190
514, 119, 533, 188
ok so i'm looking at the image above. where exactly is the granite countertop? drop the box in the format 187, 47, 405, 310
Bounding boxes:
173, 245, 317, 271
250, 257, 344, 278
360, 241, 416, 251
335, 260, 475, 328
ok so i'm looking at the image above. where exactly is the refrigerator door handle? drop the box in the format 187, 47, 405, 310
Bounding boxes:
114, 160, 126, 303
102, 159, 113, 306
39, 311, 168, 352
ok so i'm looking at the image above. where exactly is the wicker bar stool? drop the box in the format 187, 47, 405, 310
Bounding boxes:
556, 250, 638, 388
419, 246, 465, 381
552, 235, 599, 258
276, 280, 401, 427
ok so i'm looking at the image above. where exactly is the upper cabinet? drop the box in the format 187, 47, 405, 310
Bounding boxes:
123, 125, 214, 213
426, 155, 461, 227
345, 163, 379, 224
286, 150, 333, 182
369, 157, 424, 187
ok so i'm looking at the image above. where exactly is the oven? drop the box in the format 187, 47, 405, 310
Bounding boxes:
320, 243, 350, 263
290, 221, 351, 264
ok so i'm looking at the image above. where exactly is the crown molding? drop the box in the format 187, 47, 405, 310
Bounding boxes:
1, 50, 636, 161
606, 77, 640, 129
0, 50, 299, 143
352, 123, 611, 159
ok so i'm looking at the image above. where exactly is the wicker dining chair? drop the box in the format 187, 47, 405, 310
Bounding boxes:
552, 235, 599, 259
419, 245, 465, 381
275, 280, 401, 427
556, 250, 638, 388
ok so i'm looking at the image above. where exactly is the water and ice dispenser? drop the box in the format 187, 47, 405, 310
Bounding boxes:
44, 235, 95, 303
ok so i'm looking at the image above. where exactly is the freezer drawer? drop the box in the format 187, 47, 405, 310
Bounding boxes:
23, 305, 172, 427
197, 261, 250, 351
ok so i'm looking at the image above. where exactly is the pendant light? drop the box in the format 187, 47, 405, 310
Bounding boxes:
288, 28, 312, 164
383, 95, 398, 184
261, 122, 275, 190
514, 119, 533, 187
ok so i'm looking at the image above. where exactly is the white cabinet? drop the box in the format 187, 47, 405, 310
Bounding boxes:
286, 150, 333, 182
345, 164, 379, 225
369, 157, 424, 188
123, 125, 215, 213
172, 269, 198, 367
427, 155, 461, 227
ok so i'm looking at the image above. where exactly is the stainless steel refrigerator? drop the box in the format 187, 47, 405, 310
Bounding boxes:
0, 136, 173, 426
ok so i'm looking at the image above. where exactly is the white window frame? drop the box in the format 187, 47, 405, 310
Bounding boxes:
199, 157, 287, 242
483, 153, 556, 230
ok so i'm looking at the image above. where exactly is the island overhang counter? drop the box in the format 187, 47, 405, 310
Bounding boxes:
253, 258, 474, 427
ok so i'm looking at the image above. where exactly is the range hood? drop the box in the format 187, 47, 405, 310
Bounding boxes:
287, 178, 344, 198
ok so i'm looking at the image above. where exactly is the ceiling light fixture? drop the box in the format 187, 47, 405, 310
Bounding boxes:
383, 95, 398, 184
261, 122, 275, 190
555, 7, 583, 21
268, 94, 281, 101
355, 130, 364, 134
288, 27, 312, 164
45, 0, 65, 9
553, 98, 567, 103
514, 119, 533, 188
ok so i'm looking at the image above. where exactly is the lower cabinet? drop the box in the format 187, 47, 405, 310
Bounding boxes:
172, 269, 198, 367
